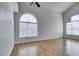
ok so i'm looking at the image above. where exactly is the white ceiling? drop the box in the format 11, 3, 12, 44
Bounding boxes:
23, 2, 77, 13
39, 2, 76, 13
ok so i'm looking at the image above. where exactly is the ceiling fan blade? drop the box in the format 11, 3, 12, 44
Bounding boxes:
30, 2, 34, 5
35, 2, 40, 7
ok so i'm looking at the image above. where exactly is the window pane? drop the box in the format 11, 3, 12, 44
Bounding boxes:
19, 23, 28, 37
71, 21, 79, 35
19, 23, 38, 37
20, 13, 37, 23
66, 23, 72, 35
72, 30, 79, 35
28, 23, 38, 37
71, 21, 79, 30
71, 15, 79, 21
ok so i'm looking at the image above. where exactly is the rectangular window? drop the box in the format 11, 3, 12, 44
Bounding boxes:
66, 15, 79, 36
19, 22, 38, 38
66, 23, 72, 35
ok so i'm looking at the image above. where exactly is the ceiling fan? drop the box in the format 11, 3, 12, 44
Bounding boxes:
30, 2, 40, 7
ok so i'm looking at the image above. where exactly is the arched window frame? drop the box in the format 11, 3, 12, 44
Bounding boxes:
19, 13, 38, 38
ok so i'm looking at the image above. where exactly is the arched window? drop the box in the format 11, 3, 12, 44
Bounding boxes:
19, 13, 38, 37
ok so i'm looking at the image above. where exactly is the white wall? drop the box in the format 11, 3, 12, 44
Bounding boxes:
9, 2, 19, 13
14, 2, 63, 44
0, 2, 18, 56
63, 3, 79, 39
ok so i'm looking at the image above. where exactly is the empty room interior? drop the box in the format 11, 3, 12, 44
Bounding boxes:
0, 2, 79, 56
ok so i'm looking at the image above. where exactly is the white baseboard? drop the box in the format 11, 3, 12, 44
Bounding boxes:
15, 35, 63, 44
9, 43, 14, 56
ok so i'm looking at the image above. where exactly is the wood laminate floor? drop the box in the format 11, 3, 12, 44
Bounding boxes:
11, 38, 79, 56
11, 38, 65, 56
